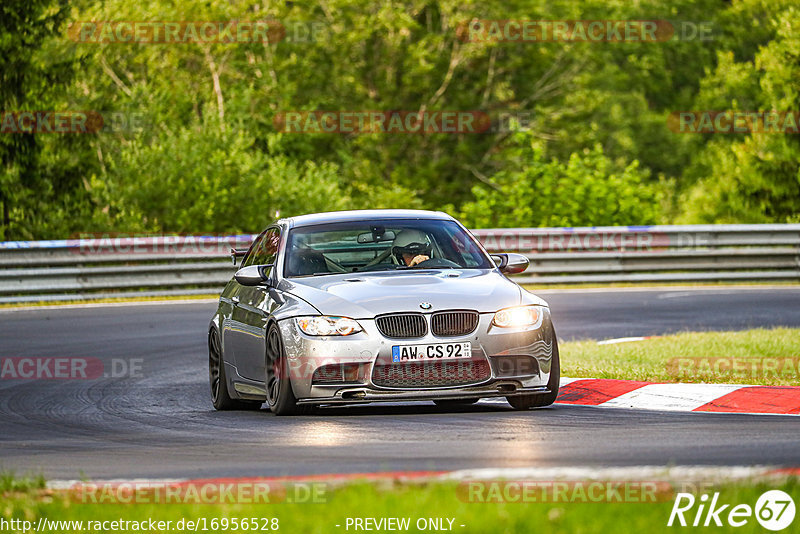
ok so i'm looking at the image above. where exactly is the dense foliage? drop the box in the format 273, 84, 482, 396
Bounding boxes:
1, 0, 798, 239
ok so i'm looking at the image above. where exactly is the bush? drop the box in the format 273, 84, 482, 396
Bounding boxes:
95, 125, 350, 233
458, 136, 661, 228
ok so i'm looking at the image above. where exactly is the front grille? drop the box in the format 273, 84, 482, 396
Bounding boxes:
431, 311, 479, 337
375, 313, 427, 339
372, 360, 491, 388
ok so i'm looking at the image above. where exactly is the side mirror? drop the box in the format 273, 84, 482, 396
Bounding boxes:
491, 253, 529, 275
231, 248, 248, 266
234, 264, 273, 286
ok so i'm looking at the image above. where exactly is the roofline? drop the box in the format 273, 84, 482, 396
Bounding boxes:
280, 209, 454, 228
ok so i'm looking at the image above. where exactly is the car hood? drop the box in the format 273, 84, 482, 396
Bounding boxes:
283, 269, 543, 318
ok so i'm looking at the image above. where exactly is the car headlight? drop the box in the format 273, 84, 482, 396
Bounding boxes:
296, 316, 363, 336
492, 306, 543, 328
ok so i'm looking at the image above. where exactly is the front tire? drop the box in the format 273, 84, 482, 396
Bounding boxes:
265, 323, 311, 416
507, 337, 560, 410
209, 329, 262, 411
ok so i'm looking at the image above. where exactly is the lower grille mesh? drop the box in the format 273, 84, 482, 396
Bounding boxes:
372, 360, 491, 388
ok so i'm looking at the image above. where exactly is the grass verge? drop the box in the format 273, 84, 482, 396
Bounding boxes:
0, 477, 797, 533
0, 472, 46, 492
561, 328, 800, 386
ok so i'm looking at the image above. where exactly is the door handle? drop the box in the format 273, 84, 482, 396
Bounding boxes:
232, 296, 240, 304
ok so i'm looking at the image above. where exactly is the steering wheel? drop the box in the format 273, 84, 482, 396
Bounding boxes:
359, 247, 397, 270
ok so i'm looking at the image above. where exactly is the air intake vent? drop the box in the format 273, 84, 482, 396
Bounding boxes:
490, 355, 540, 378
375, 313, 427, 339
431, 311, 479, 337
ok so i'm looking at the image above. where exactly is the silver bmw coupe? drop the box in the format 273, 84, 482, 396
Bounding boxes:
209, 210, 559, 415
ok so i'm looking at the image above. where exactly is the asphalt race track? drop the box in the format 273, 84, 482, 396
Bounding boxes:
1, 287, 799, 480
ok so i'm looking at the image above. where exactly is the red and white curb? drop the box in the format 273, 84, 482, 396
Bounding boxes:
554, 378, 800, 415
47, 466, 800, 490
45, 471, 448, 492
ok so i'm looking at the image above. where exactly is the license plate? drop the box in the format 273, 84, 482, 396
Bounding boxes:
391, 342, 472, 363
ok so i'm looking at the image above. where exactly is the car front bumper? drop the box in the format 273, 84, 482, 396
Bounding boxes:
278, 308, 557, 404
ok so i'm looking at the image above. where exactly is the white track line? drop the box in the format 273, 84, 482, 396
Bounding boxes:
441, 465, 778, 482
597, 336, 655, 345
532, 285, 799, 294
47, 478, 187, 490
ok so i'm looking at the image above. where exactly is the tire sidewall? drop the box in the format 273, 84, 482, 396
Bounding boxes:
266, 323, 300, 415
210, 328, 262, 411
507, 336, 560, 410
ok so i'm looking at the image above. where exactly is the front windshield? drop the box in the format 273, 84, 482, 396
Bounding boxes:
284, 219, 493, 277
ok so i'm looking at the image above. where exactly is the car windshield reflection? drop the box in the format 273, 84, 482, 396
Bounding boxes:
284, 219, 492, 278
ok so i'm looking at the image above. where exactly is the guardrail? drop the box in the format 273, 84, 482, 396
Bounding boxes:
471, 224, 800, 284
0, 224, 798, 303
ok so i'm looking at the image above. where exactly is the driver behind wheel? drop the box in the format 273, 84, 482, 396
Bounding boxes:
392, 229, 432, 267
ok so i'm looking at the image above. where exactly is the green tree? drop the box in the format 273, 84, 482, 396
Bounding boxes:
677, 6, 800, 222
7, 0, 800, 237
0, 0, 95, 239
458, 135, 660, 228
93, 123, 352, 233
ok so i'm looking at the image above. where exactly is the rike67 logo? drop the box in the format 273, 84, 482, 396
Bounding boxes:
668, 490, 795, 530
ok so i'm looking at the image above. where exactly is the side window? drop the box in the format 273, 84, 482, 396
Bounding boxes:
243, 228, 281, 268
241, 229, 267, 268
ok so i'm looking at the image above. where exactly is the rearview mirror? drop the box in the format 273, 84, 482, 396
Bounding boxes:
491, 253, 529, 275
357, 230, 396, 243
234, 264, 273, 286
